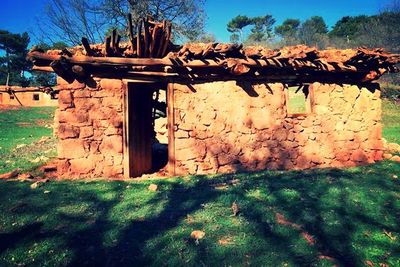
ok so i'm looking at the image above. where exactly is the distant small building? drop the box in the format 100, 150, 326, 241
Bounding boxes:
27, 19, 400, 179
0, 86, 58, 107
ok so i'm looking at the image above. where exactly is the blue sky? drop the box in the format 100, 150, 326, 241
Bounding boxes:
0, 0, 392, 44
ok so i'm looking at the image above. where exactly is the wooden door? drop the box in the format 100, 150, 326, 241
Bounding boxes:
125, 83, 154, 178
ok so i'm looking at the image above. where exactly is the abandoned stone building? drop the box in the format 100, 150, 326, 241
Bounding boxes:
27, 19, 400, 179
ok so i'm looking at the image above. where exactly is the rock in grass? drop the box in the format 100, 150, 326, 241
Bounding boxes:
15, 144, 27, 149
148, 184, 158, 192
17, 173, 33, 181
190, 230, 205, 240
30, 181, 42, 189
384, 153, 393, 159
231, 201, 239, 216
0, 169, 20, 179
391, 155, 400, 163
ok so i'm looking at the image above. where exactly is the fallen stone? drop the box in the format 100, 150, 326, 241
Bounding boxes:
38, 136, 51, 143
17, 173, 33, 180
15, 144, 27, 149
386, 142, 400, 153
30, 156, 49, 163
148, 184, 158, 192
383, 153, 393, 160
0, 169, 20, 179
190, 230, 205, 240
30, 181, 42, 189
391, 155, 400, 163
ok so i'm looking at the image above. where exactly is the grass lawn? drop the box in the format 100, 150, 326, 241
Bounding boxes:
382, 99, 400, 144
0, 161, 399, 266
0, 107, 56, 175
0, 95, 399, 266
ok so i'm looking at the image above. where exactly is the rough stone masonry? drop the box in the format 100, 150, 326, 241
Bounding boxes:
172, 81, 382, 175
53, 77, 383, 178
55, 78, 125, 178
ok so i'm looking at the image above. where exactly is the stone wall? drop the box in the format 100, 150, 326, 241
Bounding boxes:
55, 78, 124, 178
172, 81, 383, 175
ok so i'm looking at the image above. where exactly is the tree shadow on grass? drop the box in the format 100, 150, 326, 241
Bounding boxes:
0, 162, 399, 266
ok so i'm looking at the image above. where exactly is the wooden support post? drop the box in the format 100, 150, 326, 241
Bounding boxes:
81, 37, 93, 56
160, 22, 172, 57
167, 83, 175, 176
115, 34, 121, 54
123, 82, 130, 179
105, 36, 112, 56
143, 19, 150, 58
137, 20, 143, 58
127, 13, 135, 53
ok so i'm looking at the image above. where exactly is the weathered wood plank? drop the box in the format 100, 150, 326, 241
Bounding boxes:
127, 83, 153, 178
81, 37, 93, 56
128, 14, 135, 53
167, 83, 175, 176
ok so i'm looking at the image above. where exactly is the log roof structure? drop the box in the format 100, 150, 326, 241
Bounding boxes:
27, 17, 400, 85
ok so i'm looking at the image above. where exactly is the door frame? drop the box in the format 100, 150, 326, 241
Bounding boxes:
123, 80, 172, 178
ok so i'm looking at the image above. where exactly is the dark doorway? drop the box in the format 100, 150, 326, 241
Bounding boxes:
125, 82, 168, 178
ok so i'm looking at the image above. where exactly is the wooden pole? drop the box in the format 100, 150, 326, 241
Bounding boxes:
127, 14, 135, 53
81, 37, 94, 56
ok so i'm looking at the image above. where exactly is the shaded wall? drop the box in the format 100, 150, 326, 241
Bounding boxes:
55, 78, 124, 178
172, 81, 383, 175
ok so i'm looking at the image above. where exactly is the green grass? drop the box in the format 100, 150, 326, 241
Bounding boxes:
0, 162, 399, 266
287, 86, 307, 114
0, 107, 56, 175
382, 99, 400, 144
0, 95, 399, 266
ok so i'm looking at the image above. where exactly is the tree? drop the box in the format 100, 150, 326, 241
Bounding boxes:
38, 0, 206, 45
105, 0, 206, 42
275, 19, 300, 37
298, 16, 328, 47
230, 33, 240, 43
329, 15, 370, 42
227, 15, 252, 42
0, 30, 31, 86
195, 33, 216, 43
275, 18, 300, 45
247, 15, 276, 43
356, 12, 400, 53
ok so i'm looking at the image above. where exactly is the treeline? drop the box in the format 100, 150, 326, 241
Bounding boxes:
226, 10, 400, 53
0, 30, 67, 87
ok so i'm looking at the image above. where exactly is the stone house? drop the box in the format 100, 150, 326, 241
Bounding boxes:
27, 22, 399, 179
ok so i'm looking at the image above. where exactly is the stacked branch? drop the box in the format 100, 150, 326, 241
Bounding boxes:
75, 16, 173, 59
